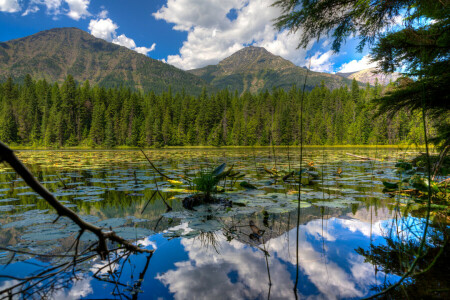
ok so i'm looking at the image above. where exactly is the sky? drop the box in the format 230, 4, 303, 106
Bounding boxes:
0, 0, 379, 73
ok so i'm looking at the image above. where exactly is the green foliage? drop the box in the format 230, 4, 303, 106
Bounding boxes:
192, 163, 228, 198
273, 0, 450, 148
0, 76, 435, 147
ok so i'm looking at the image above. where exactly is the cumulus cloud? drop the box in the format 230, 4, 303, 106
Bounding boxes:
22, 5, 40, 16
135, 44, 156, 55
309, 50, 335, 73
89, 18, 156, 55
20, 0, 90, 19
97, 8, 107, 18
153, 0, 245, 31
338, 54, 377, 73
112, 34, 136, 48
154, 0, 316, 70
65, 0, 90, 20
88, 18, 118, 41
0, 0, 21, 12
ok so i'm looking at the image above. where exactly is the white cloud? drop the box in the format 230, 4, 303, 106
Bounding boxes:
88, 18, 118, 42
0, 0, 21, 12
135, 44, 156, 55
89, 18, 156, 55
154, 0, 315, 70
309, 50, 335, 73
97, 9, 107, 18
22, 5, 40, 16
41, 0, 62, 14
20, 0, 89, 19
112, 34, 136, 48
153, 0, 245, 31
65, 0, 90, 20
338, 54, 377, 73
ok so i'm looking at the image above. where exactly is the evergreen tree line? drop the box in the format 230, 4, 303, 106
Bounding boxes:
0, 74, 431, 147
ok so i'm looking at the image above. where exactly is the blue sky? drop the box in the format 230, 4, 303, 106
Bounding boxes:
0, 0, 378, 73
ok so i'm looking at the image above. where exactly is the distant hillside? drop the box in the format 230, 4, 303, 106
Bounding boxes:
188, 46, 355, 93
337, 68, 401, 86
0, 27, 207, 94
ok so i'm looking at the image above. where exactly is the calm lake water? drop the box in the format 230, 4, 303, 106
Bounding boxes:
0, 147, 434, 299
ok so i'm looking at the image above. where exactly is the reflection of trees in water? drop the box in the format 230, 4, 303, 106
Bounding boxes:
0, 142, 154, 299
356, 207, 450, 298
0, 247, 153, 299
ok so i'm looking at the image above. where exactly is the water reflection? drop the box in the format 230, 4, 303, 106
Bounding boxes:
156, 212, 398, 300
1, 148, 443, 299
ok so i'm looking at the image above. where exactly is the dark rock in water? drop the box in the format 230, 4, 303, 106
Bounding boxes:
183, 194, 207, 210
240, 181, 257, 189
182, 194, 231, 210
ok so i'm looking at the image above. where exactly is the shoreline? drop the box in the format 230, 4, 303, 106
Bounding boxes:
9, 144, 430, 151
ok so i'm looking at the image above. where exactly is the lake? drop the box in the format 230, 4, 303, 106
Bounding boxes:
0, 147, 445, 299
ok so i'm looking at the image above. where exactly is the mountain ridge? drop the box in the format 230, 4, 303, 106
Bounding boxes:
0, 27, 207, 94
188, 46, 356, 93
338, 67, 402, 86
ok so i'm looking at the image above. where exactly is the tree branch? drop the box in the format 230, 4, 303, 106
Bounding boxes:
0, 141, 153, 258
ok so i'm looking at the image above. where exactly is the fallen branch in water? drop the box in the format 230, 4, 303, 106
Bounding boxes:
346, 153, 380, 161
0, 141, 153, 259
140, 149, 172, 180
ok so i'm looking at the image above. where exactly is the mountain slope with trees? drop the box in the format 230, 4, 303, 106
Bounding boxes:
188, 46, 356, 93
0, 27, 207, 94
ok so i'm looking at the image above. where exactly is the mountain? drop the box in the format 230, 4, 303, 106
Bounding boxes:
188, 46, 354, 93
337, 67, 401, 86
0, 28, 206, 94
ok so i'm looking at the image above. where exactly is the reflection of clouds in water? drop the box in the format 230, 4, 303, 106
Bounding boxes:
53, 233, 156, 299
0, 280, 20, 297
338, 219, 385, 238
348, 254, 379, 287
304, 219, 336, 241
52, 275, 93, 299
156, 216, 391, 300
268, 226, 363, 299
138, 236, 158, 249
157, 236, 294, 299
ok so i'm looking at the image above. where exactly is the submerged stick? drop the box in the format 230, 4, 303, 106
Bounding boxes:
0, 142, 153, 258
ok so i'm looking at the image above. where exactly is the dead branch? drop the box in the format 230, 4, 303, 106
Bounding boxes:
140, 149, 172, 180
0, 141, 153, 259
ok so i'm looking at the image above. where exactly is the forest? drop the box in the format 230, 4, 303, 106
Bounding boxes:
0, 75, 432, 148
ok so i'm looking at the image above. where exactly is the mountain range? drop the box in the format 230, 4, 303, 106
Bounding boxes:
0, 27, 205, 94
337, 68, 401, 86
0, 28, 397, 94
188, 46, 355, 93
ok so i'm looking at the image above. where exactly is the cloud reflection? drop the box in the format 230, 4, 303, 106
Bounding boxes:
156, 215, 393, 300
